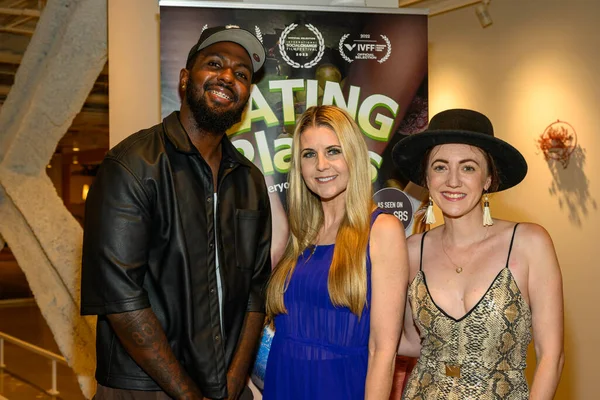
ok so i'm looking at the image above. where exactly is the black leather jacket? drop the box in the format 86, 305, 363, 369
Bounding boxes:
81, 112, 271, 398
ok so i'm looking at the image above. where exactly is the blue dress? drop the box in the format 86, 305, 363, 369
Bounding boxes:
263, 210, 383, 400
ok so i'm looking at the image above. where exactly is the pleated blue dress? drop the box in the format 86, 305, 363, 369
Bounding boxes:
263, 210, 383, 400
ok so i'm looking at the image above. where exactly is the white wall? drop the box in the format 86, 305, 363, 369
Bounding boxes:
428, 1, 599, 399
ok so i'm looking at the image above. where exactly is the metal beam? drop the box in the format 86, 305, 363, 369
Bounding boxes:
6, 16, 35, 29
6, 0, 29, 9
0, 84, 108, 106
0, 7, 41, 18
399, 0, 483, 17
0, 52, 108, 76
0, 51, 23, 64
398, 0, 427, 6
429, 0, 480, 16
0, 26, 35, 35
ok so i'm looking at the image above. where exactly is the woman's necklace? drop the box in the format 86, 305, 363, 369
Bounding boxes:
441, 227, 489, 274
310, 244, 318, 256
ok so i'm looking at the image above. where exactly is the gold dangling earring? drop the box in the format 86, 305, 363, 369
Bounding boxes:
424, 196, 436, 225
483, 192, 493, 226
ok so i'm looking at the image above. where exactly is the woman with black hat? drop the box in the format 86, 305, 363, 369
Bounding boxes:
393, 109, 564, 399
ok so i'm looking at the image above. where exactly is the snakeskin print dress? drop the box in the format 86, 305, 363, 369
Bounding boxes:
402, 224, 532, 400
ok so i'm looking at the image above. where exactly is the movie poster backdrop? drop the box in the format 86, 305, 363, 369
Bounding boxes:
160, 2, 428, 397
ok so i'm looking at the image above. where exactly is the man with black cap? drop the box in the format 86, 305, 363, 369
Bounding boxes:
81, 26, 270, 399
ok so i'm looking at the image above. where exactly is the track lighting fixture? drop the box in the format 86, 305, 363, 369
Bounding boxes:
475, 0, 493, 28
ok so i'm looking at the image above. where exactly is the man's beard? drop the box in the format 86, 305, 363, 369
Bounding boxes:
185, 78, 246, 135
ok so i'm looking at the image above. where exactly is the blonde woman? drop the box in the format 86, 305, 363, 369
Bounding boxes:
263, 105, 409, 399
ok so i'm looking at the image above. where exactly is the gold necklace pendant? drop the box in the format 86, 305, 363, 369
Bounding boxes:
441, 227, 490, 275
441, 235, 464, 274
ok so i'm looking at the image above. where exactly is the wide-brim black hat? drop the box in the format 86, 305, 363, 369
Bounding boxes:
392, 109, 527, 192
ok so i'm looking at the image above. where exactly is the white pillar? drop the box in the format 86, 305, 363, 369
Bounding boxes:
108, 0, 161, 148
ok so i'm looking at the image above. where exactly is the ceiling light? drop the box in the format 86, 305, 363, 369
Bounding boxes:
475, 1, 493, 28
82, 184, 90, 201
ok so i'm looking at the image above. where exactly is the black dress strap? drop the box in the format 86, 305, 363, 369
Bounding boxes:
419, 230, 429, 271
505, 223, 520, 268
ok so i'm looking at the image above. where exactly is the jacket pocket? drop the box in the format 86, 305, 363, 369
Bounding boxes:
234, 209, 263, 270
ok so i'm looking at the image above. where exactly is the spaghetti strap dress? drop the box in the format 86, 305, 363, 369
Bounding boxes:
263, 209, 385, 400
402, 224, 532, 400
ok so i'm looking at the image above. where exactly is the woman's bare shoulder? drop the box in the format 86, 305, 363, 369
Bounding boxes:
406, 225, 444, 246
370, 213, 406, 253
405, 226, 443, 273
497, 221, 558, 276
498, 220, 554, 246
372, 212, 405, 235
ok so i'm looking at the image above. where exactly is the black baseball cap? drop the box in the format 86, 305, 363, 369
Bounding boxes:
186, 25, 266, 74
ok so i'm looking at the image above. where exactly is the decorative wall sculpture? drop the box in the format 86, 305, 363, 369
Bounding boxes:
537, 120, 577, 168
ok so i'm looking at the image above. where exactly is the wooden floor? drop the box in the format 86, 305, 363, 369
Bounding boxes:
0, 301, 86, 400
0, 248, 85, 400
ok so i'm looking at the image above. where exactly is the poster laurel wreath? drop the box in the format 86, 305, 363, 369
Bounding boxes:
378, 35, 392, 64
304, 24, 325, 68
279, 24, 301, 68
279, 23, 325, 68
338, 34, 353, 63
255, 26, 263, 43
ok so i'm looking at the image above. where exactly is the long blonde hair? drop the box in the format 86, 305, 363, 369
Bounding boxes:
265, 105, 373, 319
